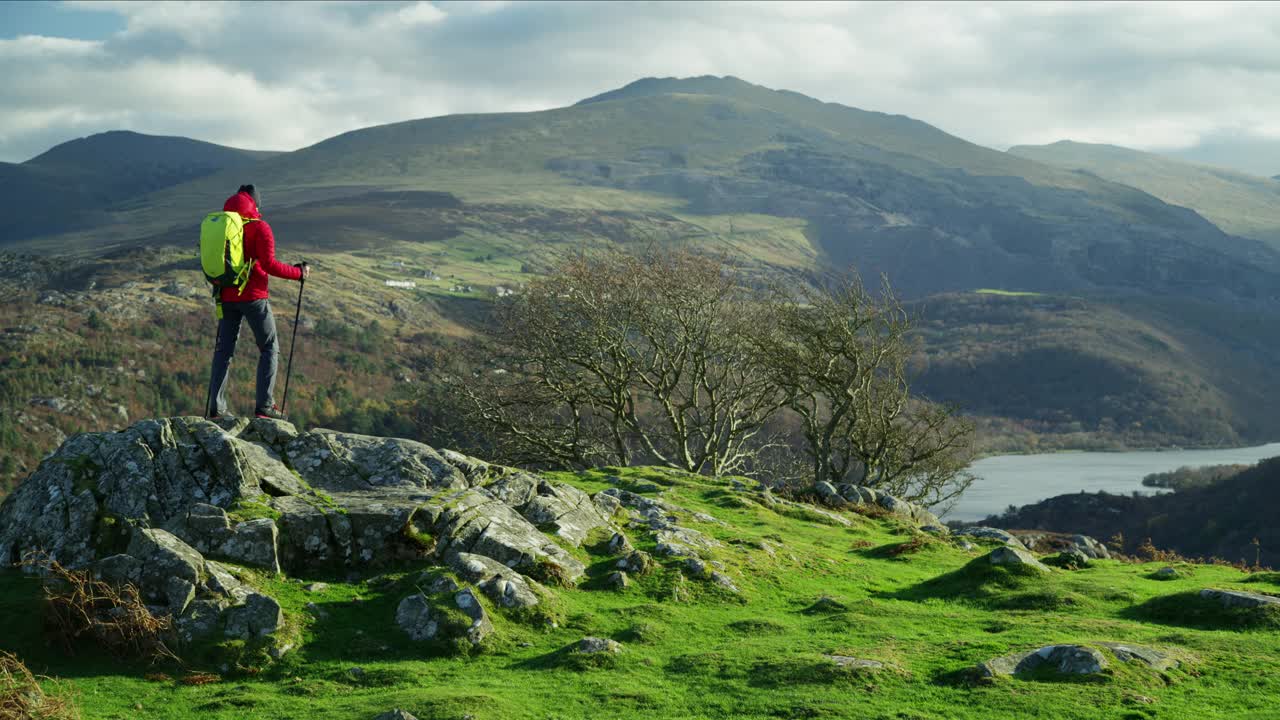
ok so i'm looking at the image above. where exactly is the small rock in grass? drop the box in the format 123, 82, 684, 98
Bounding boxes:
1153, 567, 1179, 580
986, 546, 1051, 573
710, 571, 739, 593
606, 571, 629, 590
304, 582, 329, 593
578, 637, 623, 654
824, 655, 883, 670
373, 710, 419, 720
607, 532, 633, 555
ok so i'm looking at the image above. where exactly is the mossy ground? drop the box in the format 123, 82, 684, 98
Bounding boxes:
2, 466, 1279, 719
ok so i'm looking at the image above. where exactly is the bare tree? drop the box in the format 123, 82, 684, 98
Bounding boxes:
452, 249, 785, 475
759, 275, 975, 505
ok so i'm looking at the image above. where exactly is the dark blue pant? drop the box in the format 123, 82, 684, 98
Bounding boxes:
207, 299, 278, 416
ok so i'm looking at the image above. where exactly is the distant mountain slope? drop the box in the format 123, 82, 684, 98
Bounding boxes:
27, 77, 1280, 305
1009, 140, 1280, 246
0, 131, 274, 244
914, 291, 1280, 452
1167, 135, 1280, 178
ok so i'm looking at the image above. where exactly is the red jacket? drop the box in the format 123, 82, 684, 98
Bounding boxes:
219, 191, 302, 302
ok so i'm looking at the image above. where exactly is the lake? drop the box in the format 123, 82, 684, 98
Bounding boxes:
943, 442, 1280, 523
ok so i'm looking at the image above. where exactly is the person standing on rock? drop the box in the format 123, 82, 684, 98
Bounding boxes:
206, 185, 311, 420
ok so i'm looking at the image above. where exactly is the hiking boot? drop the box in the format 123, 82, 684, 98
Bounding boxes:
255, 406, 288, 420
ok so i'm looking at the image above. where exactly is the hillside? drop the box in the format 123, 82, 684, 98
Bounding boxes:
1009, 140, 1280, 246
15, 77, 1280, 304
1, 131, 274, 244
911, 291, 1280, 453
3, 76, 1280, 472
0, 417, 1278, 719
986, 456, 1280, 567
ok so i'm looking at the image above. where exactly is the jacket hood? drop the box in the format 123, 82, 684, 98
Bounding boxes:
222, 191, 261, 219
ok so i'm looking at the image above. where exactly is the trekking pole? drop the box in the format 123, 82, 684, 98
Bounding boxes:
280, 263, 307, 415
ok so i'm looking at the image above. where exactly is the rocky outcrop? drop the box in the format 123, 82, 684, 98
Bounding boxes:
814, 482, 944, 528
0, 417, 635, 654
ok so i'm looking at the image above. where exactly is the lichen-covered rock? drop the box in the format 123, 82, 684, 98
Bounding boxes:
126, 528, 204, 604
429, 488, 585, 581
396, 593, 438, 641
218, 518, 281, 573
453, 587, 494, 645
986, 546, 1051, 573
606, 571, 629, 590
616, 550, 655, 575
284, 430, 468, 493
448, 552, 540, 608
224, 592, 283, 639
510, 479, 613, 546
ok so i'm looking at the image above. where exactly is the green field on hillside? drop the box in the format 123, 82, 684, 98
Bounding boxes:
2, 465, 1277, 719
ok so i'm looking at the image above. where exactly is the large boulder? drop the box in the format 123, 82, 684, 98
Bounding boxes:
1200, 588, 1280, 608
978, 644, 1108, 678
986, 546, 1051, 573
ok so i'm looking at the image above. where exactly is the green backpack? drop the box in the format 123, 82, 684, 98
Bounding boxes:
199, 211, 257, 296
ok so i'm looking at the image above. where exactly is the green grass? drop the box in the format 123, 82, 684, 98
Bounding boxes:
2, 466, 1279, 719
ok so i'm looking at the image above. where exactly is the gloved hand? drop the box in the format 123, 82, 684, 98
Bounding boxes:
294, 262, 311, 280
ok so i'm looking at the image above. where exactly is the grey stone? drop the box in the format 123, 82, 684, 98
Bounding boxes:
429, 488, 585, 581
710, 571, 740, 593
126, 528, 204, 602
165, 576, 197, 615
218, 518, 281, 573
606, 571, 629, 590
955, 526, 1027, 549
684, 558, 709, 578
396, 593, 438, 641
1200, 588, 1280, 608
284, 430, 468, 493
448, 552, 540, 608
1098, 643, 1179, 671
824, 655, 884, 670
224, 593, 283, 639
304, 582, 330, 593
92, 553, 142, 586
616, 550, 655, 575
373, 711, 419, 720
978, 645, 1108, 678
578, 637, 623, 654
607, 532, 633, 555
1153, 567, 1179, 579
453, 588, 493, 645
814, 481, 845, 507
1072, 534, 1112, 560
986, 546, 1050, 573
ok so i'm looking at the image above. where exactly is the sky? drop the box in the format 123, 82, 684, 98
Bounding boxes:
2, 0, 1280, 174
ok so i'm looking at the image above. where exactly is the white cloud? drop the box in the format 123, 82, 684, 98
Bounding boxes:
3, 0, 1280, 172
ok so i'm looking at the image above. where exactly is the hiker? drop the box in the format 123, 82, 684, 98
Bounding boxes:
206, 184, 310, 420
